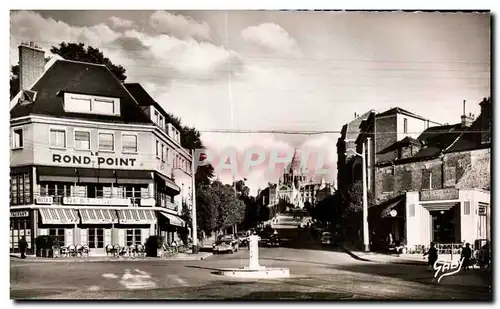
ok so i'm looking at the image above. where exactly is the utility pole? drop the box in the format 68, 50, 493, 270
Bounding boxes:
190, 149, 199, 254
347, 142, 370, 252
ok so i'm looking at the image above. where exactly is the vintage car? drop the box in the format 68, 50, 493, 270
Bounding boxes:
321, 232, 333, 246
235, 232, 249, 246
213, 235, 239, 254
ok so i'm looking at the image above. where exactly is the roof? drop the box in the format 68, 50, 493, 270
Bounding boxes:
124, 83, 168, 116
445, 108, 490, 153
10, 59, 152, 124
412, 123, 463, 159
345, 110, 373, 140
285, 149, 301, 173
376, 107, 435, 123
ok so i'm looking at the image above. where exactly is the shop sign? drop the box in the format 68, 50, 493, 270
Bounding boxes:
11, 211, 29, 218
35, 196, 53, 204
389, 209, 398, 217
63, 197, 130, 206
420, 188, 459, 201
52, 154, 137, 167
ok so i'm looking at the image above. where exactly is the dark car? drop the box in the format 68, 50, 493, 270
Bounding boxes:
213, 235, 239, 254
267, 234, 280, 247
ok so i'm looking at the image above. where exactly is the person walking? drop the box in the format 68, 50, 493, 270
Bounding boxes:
423, 242, 438, 271
19, 236, 28, 259
461, 243, 473, 271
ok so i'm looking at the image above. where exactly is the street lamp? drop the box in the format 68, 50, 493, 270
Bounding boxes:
346, 142, 370, 252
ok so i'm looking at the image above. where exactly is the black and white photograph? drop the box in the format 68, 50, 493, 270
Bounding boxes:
7, 6, 492, 301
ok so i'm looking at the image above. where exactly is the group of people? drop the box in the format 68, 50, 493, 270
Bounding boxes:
424, 241, 491, 270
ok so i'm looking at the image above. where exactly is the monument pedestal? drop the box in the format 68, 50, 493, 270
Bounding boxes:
216, 234, 290, 279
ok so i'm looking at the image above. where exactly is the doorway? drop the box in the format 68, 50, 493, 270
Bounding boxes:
431, 207, 457, 243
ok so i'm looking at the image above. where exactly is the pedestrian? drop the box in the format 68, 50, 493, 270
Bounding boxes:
423, 242, 438, 271
19, 236, 28, 259
461, 243, 472, 271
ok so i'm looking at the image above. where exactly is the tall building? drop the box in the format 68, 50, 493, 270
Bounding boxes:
9, 42, 192, 255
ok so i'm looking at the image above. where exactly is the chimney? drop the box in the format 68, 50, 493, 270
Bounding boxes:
479, 97, 492, 144
460, 100, 474, 128
18, 41, 45, 91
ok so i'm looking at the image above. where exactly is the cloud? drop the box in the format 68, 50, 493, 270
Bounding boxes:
241, 22, 302, 56
10, 11, 243, 83
109, 16, 135, 29
149, 11, 212, 41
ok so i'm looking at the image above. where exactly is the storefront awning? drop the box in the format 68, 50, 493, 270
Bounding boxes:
158, 211, 185, 227
39, 208, 79, 224
155, 173, 181, 193
79, 208, 119, 224
117, 209, 156, 224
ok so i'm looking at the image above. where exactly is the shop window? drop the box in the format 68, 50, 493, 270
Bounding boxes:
10, 217, 31, 253
126, 229, 142, 246
48, 228, 65, 245
88, 228, 104, 249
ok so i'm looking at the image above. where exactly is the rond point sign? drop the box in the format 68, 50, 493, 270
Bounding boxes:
193, 148, 332, 176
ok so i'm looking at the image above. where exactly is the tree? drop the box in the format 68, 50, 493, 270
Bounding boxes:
50, 43, 127, 81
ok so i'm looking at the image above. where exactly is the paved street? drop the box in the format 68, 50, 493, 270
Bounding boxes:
10, 246, 492, 300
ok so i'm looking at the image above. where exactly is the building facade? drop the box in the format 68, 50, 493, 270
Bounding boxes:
9, 42, 192, 255
351, 100, 491, 250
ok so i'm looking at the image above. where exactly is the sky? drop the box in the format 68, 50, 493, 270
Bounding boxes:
9, 10, 491, 195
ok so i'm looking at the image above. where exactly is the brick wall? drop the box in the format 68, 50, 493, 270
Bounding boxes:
374, 149, 489, 204
375, 115, 398, 164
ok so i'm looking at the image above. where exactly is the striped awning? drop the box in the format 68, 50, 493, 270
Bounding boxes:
158, 212, 185, 227
117, 209, 156, 224
39, 208, 79, 224
79, 209, 119, 224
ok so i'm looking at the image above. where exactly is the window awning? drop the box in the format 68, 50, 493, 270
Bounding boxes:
79, 208, 119, 224
117, 209, 156, 224
39, 208, 79, 224
155, 173, 181, 193
375, 196, 405, 218
37, 166, 153, 184
158, 211, 185, 227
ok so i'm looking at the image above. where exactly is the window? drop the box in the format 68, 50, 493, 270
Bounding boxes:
403, 118, 408, 134
11, 173, 32, 205
126, 229, 142, 246
98, 133, 114, 151
74, 131, 90, 150
13, 128, 23, 149
159, 115, 164, 128
154, 110, 159, 123
122, 134, 138, 153
93, 98, 115, 114
49, 228, 65, 245
463, 201, 471, 215
156, 140, 160, 158
50, 129, 66, 148
421, 169, 432, 190
10, 217, 31, 253
161, 144, 165, 161
64, 93, 120, 116
88, 228, 104, 249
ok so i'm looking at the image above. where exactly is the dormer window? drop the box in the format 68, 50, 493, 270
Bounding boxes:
18, 90, 37, 105
63, 93, 120, 116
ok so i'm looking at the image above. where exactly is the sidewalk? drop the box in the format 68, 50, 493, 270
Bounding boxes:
340, 244, 427, 266
10, 251, 212, 263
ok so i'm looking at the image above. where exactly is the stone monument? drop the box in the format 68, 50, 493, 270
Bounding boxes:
217, 233, 290, 279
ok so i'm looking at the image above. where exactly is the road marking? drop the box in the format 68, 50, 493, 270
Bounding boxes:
119, 269, 157, 290
102, 273, 119, 279
169, 274, 189, 287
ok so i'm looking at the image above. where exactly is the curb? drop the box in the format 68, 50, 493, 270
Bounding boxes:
339, 245, 426, 266
10, 254, 212, 263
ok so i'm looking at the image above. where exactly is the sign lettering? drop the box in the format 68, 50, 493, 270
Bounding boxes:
53, 154, 136, 167
433, 258, 464, 283
63, 197, 130, 206
11, 211, 29, 218
35, 196, 53, 204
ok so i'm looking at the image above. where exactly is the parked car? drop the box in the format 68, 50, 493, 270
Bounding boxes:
235, 232, 248, 246
213, 235, 239, 254
321, 232, 333, 246
267, 233, 280, 247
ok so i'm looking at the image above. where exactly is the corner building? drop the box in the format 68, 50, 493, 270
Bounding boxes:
9, 42, 192, 255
